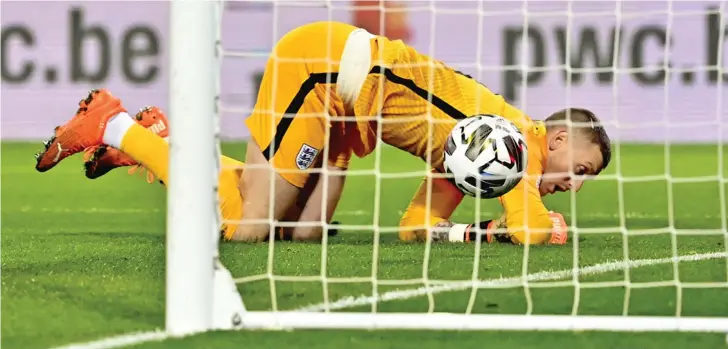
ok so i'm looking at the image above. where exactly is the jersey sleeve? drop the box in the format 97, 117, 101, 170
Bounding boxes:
498, 173, 553, 245
327, 148, 352, 169
399, 169, 465, 241
493, 105, 553, 245
326, 123, 354, 169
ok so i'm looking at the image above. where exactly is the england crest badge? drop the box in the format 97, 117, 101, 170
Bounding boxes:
296, 144, 320, 170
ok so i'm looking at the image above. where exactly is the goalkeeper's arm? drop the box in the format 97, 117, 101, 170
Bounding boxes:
398, 171, 465, 242
277, 152, 351, 241
397, 172, 494, 243
399, 170, 567, 245
496, 173, 568, 245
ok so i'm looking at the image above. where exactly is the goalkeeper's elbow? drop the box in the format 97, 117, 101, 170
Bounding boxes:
398, 225, 416, 241
398, 215, 423, 242
398, 214, 448, 242
508, 216, 554, 245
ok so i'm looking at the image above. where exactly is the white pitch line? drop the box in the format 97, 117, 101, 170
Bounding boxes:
14, 207, 162, 214
295, 251, 728, 312
336, 210, 725, 220
45, 251, 728, 349
48, 330, 168, 349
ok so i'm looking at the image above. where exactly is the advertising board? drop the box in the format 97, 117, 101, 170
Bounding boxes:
2, 1, 726, 142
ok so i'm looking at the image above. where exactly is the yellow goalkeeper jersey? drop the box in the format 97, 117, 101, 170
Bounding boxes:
244, 21, 553, 242
337, 25, 553, 244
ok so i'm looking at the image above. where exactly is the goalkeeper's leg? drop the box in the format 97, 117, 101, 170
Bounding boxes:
82, 106, 244, 239
276, 162, 347, 241
238, 141, 347, 242
92, 106, 343, 241
32, 90, 344, 241
238, 21, 357, 242
83, 106, 170, 182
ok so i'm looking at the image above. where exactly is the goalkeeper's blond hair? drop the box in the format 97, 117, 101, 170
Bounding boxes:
544, 108, 612, 173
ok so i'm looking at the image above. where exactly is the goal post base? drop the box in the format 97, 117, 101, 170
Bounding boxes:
237, 311, 728, 333
212, 261, 247, 330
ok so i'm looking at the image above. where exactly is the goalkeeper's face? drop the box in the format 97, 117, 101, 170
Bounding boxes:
540, 131, 603, 196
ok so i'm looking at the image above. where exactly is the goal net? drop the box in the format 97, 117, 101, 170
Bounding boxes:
167, 0, 728, 336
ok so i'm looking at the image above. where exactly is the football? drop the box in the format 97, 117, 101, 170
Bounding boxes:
443, 114, 528, 199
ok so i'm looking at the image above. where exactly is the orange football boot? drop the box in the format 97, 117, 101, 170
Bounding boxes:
35, 89, 126, 172
83, 106, 169, 182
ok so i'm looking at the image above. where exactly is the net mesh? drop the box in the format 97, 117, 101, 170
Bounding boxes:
214, 0, 728, 327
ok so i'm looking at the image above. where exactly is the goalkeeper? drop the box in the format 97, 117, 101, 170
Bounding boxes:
399, 108, 612, 245
35, 21, 610, 243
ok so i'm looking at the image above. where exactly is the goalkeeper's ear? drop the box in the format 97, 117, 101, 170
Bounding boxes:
547, 129, 569, 152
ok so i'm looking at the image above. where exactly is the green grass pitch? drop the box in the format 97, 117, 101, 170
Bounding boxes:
2, 141, 728, 349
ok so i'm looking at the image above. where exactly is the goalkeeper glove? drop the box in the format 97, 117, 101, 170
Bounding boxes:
476, 212, 568, 245
546, 211, 568, 245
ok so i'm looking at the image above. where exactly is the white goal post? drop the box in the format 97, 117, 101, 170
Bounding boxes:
166, 0, 728, 337
166, 0, 218, 336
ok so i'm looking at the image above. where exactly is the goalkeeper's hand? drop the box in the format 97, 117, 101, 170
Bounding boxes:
482, 211, 568, 245
546, 211, 568, 245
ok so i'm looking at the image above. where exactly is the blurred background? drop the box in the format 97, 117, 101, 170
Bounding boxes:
2, 0, 727, 143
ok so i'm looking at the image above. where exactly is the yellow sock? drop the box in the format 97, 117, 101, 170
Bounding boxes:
219, 156, 244, 240
119, 123, 246, 240
119, 124, 170, 184
119, 124, 245, 184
